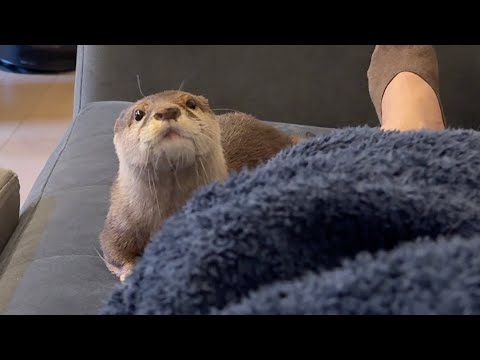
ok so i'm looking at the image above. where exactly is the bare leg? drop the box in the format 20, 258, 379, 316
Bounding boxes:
368, 45, 446, 131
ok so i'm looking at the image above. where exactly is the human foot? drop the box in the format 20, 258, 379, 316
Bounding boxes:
367, 45, 445, 131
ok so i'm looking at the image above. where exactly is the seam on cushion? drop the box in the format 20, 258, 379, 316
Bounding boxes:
2, 252, 107, 275
6, 254, 105, 271
64, 133, 116, 148
31, 254, 105, 263
43, 183, 112, 197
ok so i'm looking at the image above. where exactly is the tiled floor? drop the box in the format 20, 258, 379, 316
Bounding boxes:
0, 68, 75, 206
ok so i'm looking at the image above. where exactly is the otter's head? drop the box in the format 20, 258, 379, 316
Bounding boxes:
114, 90, 221, 172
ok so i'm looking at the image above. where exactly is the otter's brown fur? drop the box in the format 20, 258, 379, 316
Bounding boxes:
218, 112, 301, 172
100, 90, 306, 281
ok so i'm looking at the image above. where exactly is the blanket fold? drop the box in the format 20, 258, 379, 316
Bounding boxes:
101, 127, 480, 315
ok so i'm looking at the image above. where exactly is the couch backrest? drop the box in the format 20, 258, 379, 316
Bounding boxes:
74, 45, 480, 129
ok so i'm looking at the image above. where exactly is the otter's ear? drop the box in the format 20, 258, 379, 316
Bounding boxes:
114, 108, 131, 133
198, 96, 210, 106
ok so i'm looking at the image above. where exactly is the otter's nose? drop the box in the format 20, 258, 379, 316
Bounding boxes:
154, 107, 181, 121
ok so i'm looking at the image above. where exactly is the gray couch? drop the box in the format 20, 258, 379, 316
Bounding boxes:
0, 45, 479, 315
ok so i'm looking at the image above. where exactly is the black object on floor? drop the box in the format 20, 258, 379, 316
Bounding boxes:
0, 45, 77, 73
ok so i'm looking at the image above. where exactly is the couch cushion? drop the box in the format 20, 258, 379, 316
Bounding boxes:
75, 45, 379, 129
0, 101, 332, 315
0, 169, 20, 255
0, 102, 126, 314
75, 45, 480, 130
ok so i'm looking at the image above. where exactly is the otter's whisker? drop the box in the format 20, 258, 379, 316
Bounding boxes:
155, 154, 160, 172
173, 169, 184, 192
174, 155, 184, 192
200, 125, 221, 137
196, 131, 222, 149
212, 108, 241, 113
148, 169, 162, 217
95, 247, 108, 266
194, 160, 200, 183
199, 158, 208, 184
164, 151, 183, 191
175, 176, 182, 192
146, 167, 153, 195
165, 151, 174, 172
136, 74, 146, 98
203, 129, 225, 144
197, 126, 220, 141
147, 170, 154, 206
134, 152, 148, 187
178, 79, 186, 91
141, 152, 151, 183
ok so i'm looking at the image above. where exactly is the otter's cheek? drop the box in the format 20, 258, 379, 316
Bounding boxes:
115, 138, 142, 167
177, 117, 195, 131
136, 141, 151, 159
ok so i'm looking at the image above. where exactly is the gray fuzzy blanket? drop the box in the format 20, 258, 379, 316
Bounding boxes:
101, 127, 480, 315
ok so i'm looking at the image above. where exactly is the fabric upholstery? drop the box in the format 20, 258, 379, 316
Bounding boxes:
74, 45, 480, 130
0, 169, 20, 255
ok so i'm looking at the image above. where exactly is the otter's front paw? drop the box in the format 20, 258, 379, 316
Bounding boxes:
119, 261, 136, 283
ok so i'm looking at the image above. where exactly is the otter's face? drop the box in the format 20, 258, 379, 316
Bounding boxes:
114, 91, 221, 172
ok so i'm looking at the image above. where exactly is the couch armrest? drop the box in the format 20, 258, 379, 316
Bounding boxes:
0, 169, 20, 253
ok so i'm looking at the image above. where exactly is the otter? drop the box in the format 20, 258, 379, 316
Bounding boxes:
100, 90, 308, 281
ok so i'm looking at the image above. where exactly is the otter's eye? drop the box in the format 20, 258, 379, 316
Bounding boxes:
186, 99, 197, 110
134, 109, 145, 121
